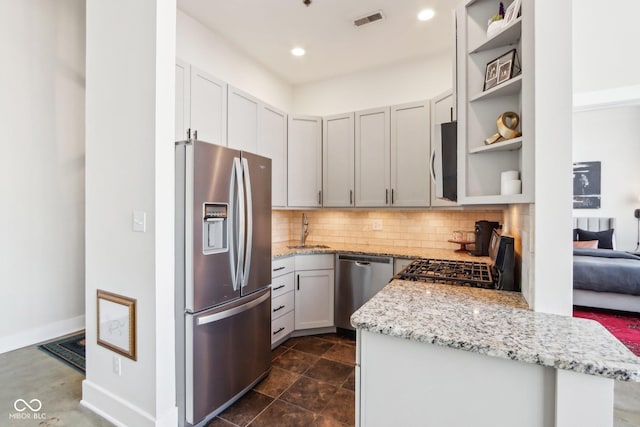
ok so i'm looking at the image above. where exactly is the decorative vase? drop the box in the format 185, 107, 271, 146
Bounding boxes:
487, 19, 503, 37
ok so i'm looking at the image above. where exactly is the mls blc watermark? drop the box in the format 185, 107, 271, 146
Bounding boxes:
9, 398, 46, 421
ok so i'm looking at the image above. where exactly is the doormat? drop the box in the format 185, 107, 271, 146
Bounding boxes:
573, 309, 640, 357
38, 332, 86, 375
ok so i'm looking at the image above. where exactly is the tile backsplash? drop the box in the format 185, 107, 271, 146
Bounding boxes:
273, 209, 504, 250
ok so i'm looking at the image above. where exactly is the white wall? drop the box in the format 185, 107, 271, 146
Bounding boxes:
292, 53, 452, 116
0, 0, 86, 353
573, 106, 640, 250
533, 0, 574, 315
176, 9, 293, 113
83, 1, 176, 426
572, 0, 640, 94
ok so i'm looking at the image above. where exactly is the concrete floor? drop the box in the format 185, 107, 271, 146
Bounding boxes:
0, 338, 113, 427
1, 338, 639, 427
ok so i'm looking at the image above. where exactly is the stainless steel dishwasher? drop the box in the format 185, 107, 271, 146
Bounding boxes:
335, 254, 393, 330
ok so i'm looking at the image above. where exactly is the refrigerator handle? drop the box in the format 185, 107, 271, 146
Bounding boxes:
234, 157, 245, 290
241, 157, 253, 288
196, 289, 270, 325
228, 160, 238, 291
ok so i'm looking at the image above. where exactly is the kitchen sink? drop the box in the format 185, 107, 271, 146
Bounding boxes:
287, 244, 331, 249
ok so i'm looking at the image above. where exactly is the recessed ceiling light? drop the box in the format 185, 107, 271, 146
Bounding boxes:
291, 47, 306, 57
417, 9, 435, 21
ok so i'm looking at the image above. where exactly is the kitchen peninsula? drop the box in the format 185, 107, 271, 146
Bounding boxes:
351, 280, 640, 427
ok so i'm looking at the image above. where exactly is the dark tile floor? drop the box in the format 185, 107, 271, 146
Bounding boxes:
206, 333, 356, 427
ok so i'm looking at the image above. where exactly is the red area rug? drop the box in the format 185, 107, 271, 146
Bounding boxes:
573, 309, 640, 357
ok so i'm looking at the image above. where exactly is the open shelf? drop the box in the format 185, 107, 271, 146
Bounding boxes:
470, 137, 522, 154
469, 17, 522, 54
470, 75, 522, 102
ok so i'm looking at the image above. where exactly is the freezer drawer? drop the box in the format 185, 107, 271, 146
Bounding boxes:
186, 288, 271, 425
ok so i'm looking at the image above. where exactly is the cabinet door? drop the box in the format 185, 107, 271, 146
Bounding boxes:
355, 107, 390, 207
430, 90, 459, 207
190, 66, 227, 146
323, 113, 354, 207
175, 60, 191, 141
228, 86, 259, 152
259, 104, 288, 207
288, 115, 322, 207
390, 101, 430, 207
294, 270, 334, 330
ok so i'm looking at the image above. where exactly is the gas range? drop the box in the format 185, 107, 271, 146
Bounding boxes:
396, 230, 517, 291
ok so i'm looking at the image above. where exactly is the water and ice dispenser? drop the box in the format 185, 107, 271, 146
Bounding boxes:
203, 203, 228, 254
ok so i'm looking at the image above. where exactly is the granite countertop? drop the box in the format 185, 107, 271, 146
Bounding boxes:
272, 241, 490, 263
351, 279, 640, 382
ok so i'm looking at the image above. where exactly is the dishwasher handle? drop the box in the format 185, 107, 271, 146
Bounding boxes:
355, 261, 370, 267
338, 254, 392, 264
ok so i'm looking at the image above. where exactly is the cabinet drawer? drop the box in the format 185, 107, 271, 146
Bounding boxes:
271, 272, 294, 298
271, 310, 294, 344
295, 254, 334, 271
272, 257, 295, 278
271, 291, 294, 320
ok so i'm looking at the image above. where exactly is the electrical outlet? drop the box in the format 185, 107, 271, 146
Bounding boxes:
113, 356, 122, 376
372, 220, 383, 231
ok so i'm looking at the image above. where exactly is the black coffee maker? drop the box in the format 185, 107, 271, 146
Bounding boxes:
473, 220, 500, 256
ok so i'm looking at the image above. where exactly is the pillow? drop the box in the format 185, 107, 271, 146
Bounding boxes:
573, 240, 599, 249
576, 228, 614, 249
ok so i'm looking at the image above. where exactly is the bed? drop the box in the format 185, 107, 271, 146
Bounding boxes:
573, 217, 640, 313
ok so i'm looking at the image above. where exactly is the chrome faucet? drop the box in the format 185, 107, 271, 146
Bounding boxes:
301, 213, 309, 246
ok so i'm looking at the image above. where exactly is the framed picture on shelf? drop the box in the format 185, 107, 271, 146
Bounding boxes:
484, 49, 521, 91
503, 0, 522, 27
483, 58, 499, 91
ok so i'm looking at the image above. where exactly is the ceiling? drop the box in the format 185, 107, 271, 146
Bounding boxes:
177, 0, 455, 85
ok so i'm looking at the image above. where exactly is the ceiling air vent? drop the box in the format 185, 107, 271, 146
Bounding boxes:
353, 10, 385, 27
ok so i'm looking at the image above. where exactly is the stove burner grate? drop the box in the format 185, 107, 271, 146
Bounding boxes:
397, 258, 494, 289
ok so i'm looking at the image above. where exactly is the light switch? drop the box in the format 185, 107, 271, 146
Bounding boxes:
133, 211, 146, 232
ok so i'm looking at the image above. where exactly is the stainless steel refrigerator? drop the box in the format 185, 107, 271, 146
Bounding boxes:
175, 139, 272, 427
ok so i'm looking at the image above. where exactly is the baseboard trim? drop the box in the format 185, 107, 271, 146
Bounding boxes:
0, 315, 85, 354
81, 380, 156, 427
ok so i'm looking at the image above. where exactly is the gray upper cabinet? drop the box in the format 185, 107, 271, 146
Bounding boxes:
288, 115, 322, 207
430, 90, 458, 207
175, 60, 191, 141
227, 86, 259, 153
189, 65, 227, 145
259, 104, 288, 207
390, 100, 430, 207
323, 113, 355, 207
355, 107, 391, 207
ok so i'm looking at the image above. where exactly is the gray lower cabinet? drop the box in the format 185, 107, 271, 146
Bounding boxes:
271, 257, 295, 346
294, 255, 334, 330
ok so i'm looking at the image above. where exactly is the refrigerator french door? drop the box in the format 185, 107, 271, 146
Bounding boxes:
175, 140, 272, 427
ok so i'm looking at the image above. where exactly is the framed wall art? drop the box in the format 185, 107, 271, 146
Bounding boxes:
573, 161, 601, 209
97, 290, 137, 360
